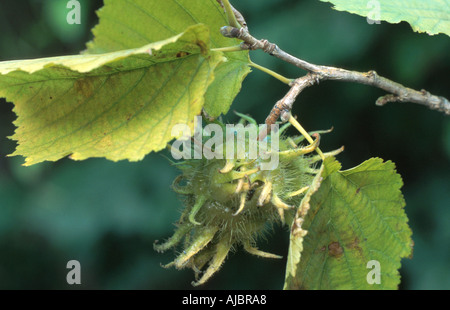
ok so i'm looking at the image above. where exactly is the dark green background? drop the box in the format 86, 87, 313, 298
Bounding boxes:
0, 0, 449, 289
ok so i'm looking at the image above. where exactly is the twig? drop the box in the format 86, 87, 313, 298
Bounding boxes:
216, 0, 248, 30
220, 26, 450, 121
258, 74, 319, 140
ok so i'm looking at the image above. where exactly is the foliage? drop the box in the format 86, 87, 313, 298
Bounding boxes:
285, 157, 412, 289
321, 0, 450, 36
0, 24, 224, 165
0, 0, 448, 289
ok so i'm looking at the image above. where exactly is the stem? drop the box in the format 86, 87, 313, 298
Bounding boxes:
222, 0, 241, 29
250, 61, 293, 85
211, 45, 244, 53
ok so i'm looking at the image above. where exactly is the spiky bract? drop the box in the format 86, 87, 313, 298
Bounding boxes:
154, 115, 336, 286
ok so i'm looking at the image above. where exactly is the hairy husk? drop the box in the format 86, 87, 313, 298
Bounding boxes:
154, 115, 335, 286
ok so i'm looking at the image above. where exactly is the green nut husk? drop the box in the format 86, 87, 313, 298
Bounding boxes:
154, 115, 339, 286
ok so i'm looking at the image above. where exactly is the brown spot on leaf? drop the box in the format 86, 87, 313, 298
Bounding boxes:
356, 187, 360, 194
176, 51, 190, 58
328, 241, 343, 258
347, 237, 360, 249
74, 77, 96, 99
346, 237, 364, 259
196, 40, 208, 55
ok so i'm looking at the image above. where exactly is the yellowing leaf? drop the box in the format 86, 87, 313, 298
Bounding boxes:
86, 0, 251, 118
0, 24, 224, 165
0, 32, 199, 75
321, 0, 450, 37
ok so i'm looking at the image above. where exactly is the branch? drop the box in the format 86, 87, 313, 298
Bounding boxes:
257, 74, 319, 139
220, 26, 450, 123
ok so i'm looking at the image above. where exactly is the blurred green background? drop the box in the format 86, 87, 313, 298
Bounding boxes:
0, 0, 449, 289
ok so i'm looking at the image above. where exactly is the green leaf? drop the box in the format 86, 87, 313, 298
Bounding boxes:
284, 157, 413, 290
320, 0, 450, 37
0, 24, 224, 165
86, 0, 251, 118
